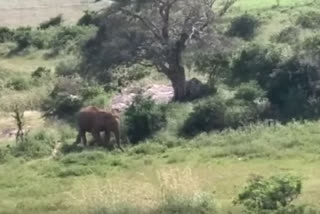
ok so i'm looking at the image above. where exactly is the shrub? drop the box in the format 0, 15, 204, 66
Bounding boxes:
154, 193, 216, 214
296, 11, 320, 29
130, 143, 167, 155
6, 76, 31, 91
31, 66, 51, 79
89, 192, 216, 214
234, 174, 302, 213
55, 59, 80, 77
39, 14, 63, 29
180, 96, 227, 137
44, 76, 84, 116
230, 44, 281, 86
227, 14, 260, 40
13, 27, 32, 50
10, 129, 58, 159
125, 95, 167, 144
194, 52, 230, 86
301, 35, 320, 56
235, 81, 266, 102
267, 55, 320, 120
272, 26, 300, 44
0, 27, 14, 43
77, 10, 98, 26
48, 26, 97, 55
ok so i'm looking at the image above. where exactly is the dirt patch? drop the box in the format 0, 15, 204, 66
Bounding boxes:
111, 84, 174, 112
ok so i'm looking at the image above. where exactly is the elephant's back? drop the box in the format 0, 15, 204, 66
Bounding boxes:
76, 106, 99, 131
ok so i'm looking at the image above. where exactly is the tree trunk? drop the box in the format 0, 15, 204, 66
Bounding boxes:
168, 66, 186, 101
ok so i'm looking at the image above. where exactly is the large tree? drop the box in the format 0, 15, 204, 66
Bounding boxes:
82, 0, 235, 101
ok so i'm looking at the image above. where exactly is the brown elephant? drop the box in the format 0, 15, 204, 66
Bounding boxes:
74, 106, 124, 151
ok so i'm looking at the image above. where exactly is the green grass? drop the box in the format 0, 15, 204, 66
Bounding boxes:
1, 119, 320, 214
1, 0, 320, 213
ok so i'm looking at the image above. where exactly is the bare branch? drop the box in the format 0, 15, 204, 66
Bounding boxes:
218, 0, 237, 17
119, 8, 163, 42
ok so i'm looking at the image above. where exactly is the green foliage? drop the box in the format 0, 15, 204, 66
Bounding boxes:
235, 81, 266, 102
44, 76, 83, 116
6, 76, 31, 91
154, 193, 216, 214
48, 25, 97, 55
194, 52, 230, 85
55, 58, 80, 77
125, 95, 167, 144
39, 14, 63, 29
267, 55, 320, 120
181, 96, 227, 137
227, 14, 260, 40
0, 27, 14, 43
235, 174, 302, 213
10, 129, 58, 159
230, 44, 281, 86
13, 27, 33, 50
296, 11, 320, 29
91, 192, 216, 214
82, 85, 112, 108
31, 66, 51, 79
108, 64, 151, 90
272, 26, 300, 44
130, 143, 167, 155
301, 35, 320, 56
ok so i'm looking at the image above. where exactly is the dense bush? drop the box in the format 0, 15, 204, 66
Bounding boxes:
91, 192, 216, 214
49, 26, 97, 55
55, 59, 80, 76
125, 95, 167, 144
230, 44, 320, 120
13, 27, 33, 50
227, 14, 260, 40
296, 11, 320, 29
272, 26, 300, 44
267, 56, 320, 120
0, 27, 14, 43
301, 35, 320, 56
234, 81, 266, 102
31, 67, 51, 79
194, 52, 230, 85
6, 76, 31, 91
230, 44, 281, 86
235, 174, 302, 213
10, 129, 58, 159
44, 76, 84, 116
180, 96, 227, 137
39, 14, 63, 29
77, 10, 98, 26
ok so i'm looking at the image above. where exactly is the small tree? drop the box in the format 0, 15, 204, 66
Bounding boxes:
234, 174, 302, 213
82, 0, 236, 101
12, 104, 25, 143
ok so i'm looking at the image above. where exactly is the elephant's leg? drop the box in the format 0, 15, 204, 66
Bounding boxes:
74, 130, 85, 145
81, 131, 87, 146
91, 131, 103, 147
113, 129, 124, 152
103, 131, 113, 150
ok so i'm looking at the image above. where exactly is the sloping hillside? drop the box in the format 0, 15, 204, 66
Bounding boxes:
0, 0, 109, 27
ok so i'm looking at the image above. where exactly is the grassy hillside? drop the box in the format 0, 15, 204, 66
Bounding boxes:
1, 0, 320, 214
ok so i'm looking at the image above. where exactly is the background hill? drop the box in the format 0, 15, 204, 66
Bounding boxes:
0, 0, 109, 27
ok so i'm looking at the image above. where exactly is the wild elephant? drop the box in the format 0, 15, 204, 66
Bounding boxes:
74, 106, 124, 151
